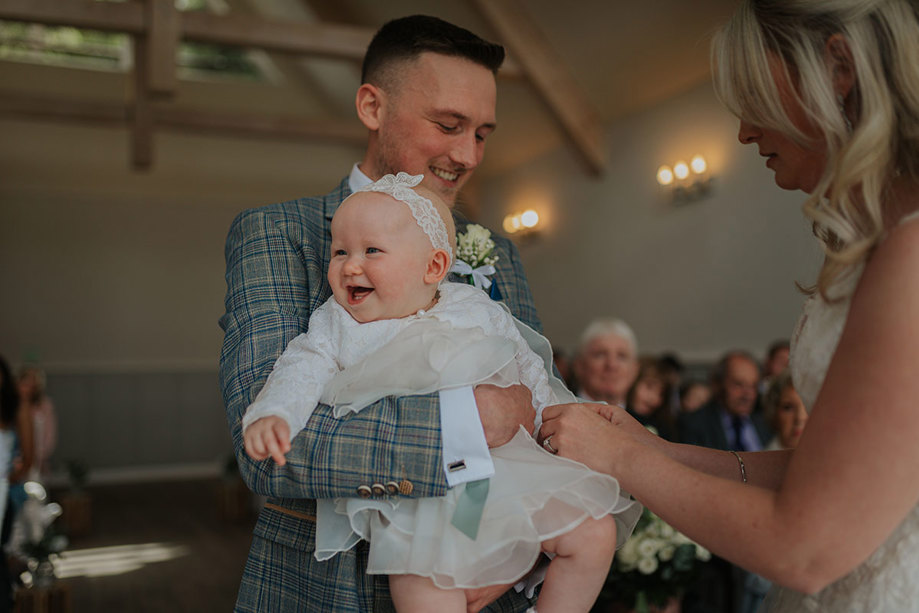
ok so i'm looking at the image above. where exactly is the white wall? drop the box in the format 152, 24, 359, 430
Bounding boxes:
0, 62, 366, 477
480, 81, 823, 362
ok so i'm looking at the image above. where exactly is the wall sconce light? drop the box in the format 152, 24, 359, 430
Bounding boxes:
503, 209, 541, 237
656, 154, 712, 201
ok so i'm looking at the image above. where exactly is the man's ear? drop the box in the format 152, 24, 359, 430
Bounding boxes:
826, 34, 856, 100
424, 250, 451, 285
356, 83, 384, 131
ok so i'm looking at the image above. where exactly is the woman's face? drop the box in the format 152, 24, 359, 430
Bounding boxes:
738, 56, 828, 194
774, 385, 808, 448
631, 377, 663, 416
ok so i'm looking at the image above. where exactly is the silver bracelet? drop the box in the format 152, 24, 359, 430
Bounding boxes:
729, 450, 747, 484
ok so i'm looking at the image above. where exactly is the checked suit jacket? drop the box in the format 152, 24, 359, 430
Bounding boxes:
219, 176, 541, 612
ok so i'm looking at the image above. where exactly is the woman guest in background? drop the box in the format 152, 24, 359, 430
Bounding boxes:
0, 356, 30, 613
741, 370, 809, 613
762, 370, 807, 452
16, 367, 56, 484
540, 1, 919, 610
677, 380, 710, 414
624, 357, 677, 441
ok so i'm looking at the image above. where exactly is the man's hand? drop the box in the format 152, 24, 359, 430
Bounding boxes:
243, 416, 291, 466
473, 384, 535, 448
464, 582, 514, 613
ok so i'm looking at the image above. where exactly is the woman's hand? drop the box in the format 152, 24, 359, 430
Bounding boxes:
538, 403, 630, 474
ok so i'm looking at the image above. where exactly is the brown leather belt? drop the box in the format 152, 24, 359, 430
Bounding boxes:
264, 502, 316, 522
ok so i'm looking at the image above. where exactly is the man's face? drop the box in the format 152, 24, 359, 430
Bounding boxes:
574, 333, 639, 405
367, 52, 497, 204
721, 357, 760, 417
766, 347, 790, 377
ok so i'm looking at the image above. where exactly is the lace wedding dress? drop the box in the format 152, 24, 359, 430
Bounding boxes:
763, 215, 919, 611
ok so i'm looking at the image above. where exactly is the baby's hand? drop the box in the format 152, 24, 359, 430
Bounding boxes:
243, 416, 291, 466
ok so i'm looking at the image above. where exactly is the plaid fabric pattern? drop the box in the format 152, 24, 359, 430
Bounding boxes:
220, 176, 541, 611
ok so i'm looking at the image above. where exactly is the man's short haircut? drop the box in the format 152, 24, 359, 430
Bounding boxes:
766, 339, 790, 361
710, 350, 758, 386
576, 318, 638, 357
361, 15, 505, 86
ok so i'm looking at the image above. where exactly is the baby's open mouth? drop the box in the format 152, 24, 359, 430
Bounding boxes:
348, 286, 373, 304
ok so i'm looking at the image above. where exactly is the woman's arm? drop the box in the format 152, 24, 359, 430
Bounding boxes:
541, 221, 919, 593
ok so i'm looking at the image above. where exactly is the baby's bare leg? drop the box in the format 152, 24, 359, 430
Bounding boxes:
389, 574, 465, 613
538, 515, 617, 612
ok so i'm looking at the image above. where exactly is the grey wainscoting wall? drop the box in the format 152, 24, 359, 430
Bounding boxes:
46, 369, 232, 484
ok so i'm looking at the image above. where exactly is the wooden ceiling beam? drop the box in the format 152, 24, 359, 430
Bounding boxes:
0, 0, 523, 77
470, 0, 606, 175
145, 0, 179, 96
0, 0, 145, 34
0, 91, 367, 145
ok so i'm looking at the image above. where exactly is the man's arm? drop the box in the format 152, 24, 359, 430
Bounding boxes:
219, 205, 448, 500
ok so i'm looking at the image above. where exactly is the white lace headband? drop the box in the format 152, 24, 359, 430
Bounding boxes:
355, 172, 454, 261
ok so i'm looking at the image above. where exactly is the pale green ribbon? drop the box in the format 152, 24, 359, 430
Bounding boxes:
450, 478, 490, 540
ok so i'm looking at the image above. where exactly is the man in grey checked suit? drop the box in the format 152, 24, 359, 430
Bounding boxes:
220, 16, 543, 612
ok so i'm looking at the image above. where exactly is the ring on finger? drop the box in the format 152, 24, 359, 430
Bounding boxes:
542, 435, 558, 454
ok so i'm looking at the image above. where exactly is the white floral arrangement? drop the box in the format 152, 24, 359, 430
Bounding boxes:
599, 508, 711, 612
450, 224, 499, 290
10, 482, 68, 587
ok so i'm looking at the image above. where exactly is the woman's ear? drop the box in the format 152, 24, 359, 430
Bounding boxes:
826, 34, 856, 99
424, 250, 451, 285
355, 83, 383, 131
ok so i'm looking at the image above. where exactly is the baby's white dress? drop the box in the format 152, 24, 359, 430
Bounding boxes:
244, 281, 641, 589
763, 214, 919, 611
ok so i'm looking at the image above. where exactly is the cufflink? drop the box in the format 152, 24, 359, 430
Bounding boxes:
447, 460, 466, 473
371, 483, 386, 497
399, 480, 413, 495
386, 481, 400, 494
356, 485, 372, 498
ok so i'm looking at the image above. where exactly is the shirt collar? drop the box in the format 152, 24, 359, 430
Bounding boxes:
348, 163, 373, 192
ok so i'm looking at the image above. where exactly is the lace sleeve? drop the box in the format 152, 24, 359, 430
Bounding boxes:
241, 299, 342, 441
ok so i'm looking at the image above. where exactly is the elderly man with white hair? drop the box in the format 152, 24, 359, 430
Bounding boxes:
571, 318, 640, 408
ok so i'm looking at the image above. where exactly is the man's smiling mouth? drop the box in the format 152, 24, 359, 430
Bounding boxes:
431, 167, 459, 182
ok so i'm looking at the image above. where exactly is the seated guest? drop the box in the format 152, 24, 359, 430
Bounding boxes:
677, 350, 770, 612
657, 352, 685, 416
571, 318, 639, 407
758, 339, 790, 395
678, 350, 771, 452
679, 380, 711, 414
762, 369, 808, 450
625, 357, 677, 441
740, 369, 808, 613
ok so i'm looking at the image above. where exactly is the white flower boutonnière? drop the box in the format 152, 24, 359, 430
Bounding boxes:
450, 224, 499, 290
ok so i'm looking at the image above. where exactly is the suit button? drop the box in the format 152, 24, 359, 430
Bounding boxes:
385, 481, 399, 494
371, 483, 386, 496
356, 485, 372, 498
399, 480, 414, 495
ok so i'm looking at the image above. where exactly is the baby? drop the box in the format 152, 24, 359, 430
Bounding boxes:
243, 173, 640, 612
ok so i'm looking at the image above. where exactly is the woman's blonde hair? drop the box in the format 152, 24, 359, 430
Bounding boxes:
712, 0, 919, 299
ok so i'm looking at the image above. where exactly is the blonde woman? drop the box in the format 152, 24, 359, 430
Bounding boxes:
539, 1, 919, 610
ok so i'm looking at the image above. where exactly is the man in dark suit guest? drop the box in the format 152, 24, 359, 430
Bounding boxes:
677, 350, 771, 613
678, 350, 771, 451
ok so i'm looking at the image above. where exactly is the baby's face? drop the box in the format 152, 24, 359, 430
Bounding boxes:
329, 192, 437, 323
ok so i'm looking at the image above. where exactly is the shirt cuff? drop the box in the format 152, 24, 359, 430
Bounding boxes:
439, 386, 494, 487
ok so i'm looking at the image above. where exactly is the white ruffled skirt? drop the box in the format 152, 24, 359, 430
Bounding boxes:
314, 312, 642, 588
316, 427, 641, 588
